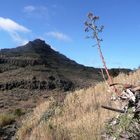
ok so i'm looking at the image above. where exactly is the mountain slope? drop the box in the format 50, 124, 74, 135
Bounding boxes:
0, 39, 104, 115
0, 39, 102, 88
0, 39, 132, 140
16, 70, 140, 140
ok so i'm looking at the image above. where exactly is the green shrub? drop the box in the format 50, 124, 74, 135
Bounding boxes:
14, 108, 24, 117
105, 112, 134, 139
0, 113, 15, 127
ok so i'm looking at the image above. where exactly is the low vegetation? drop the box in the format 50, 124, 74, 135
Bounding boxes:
16, 70, 140, 140
14, 108, 24, 117
0, 113, 15, 127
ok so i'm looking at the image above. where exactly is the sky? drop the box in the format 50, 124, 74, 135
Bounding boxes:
0, 0, 140, 69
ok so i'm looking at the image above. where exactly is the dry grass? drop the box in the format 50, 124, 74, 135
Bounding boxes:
16, 70, 140, 140
16, 97, 56, 140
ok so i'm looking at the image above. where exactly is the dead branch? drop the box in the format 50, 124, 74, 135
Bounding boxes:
109, 83, 134, 89
132, 86, 140, 92
101, 105, 125, 113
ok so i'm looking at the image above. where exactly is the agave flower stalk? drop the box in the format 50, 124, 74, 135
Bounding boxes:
85, 12, 118, 94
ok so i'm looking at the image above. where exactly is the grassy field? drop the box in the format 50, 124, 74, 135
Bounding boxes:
16, 70, 140, 140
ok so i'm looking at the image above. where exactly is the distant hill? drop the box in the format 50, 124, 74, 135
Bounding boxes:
0, 39, 100, 114
0, 39, 102, 88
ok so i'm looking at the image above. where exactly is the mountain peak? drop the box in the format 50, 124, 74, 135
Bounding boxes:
25, 39, 50, 48
29, 39, 45, 45
0, 39, 77, 66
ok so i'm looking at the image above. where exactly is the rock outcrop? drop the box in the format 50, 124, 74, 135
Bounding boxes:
0, 76, 74, 92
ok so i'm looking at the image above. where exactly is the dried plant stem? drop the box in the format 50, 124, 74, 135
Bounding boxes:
93, 25, 112, 85
85, 13, 119, 95
95, 29, 119, 94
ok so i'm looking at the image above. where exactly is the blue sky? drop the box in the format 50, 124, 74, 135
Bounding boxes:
0, 0, 140, 69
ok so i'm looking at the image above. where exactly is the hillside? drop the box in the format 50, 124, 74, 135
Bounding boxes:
0, 39, 132, 140
16, 69, 140, 140
0, 39, 131, 113
0, 39, 105, 114
0, 39, 101, 88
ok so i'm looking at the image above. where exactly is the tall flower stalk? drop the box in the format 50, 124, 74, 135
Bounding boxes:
85, 12, 118, 94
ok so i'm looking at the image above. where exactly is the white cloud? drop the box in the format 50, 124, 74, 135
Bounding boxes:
0, 17, 30, 45
0, 17, 30, 32
23, 5, 49, 20
23, 5, 36, 13
46, 31, 72, 42
23, 5, 47, 14
10, 32, 28, 45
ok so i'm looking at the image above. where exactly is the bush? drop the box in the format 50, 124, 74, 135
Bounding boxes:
14, 108, 24, 117
0, 113, 15, 127
105, 112, 134, 139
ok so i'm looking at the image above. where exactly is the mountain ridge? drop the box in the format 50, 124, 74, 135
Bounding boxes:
0, 39, 78, 67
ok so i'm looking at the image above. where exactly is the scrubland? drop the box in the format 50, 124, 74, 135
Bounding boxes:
16, 70, 140, 140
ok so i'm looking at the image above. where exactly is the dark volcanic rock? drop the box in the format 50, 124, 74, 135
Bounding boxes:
0, 76, 74, 92
0, 123, 17, 140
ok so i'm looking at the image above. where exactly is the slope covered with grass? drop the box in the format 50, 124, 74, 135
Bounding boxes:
16, 70, 140, 140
